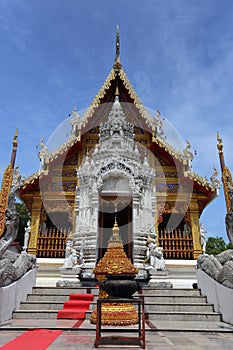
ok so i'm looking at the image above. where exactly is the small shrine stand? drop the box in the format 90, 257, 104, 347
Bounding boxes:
95, 297, 146, 349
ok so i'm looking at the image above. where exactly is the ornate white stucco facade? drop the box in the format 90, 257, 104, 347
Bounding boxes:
74, 96, 156, 279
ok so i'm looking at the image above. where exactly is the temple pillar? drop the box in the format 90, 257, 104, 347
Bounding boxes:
28, 196, 42, 256
189, 200, 202, 259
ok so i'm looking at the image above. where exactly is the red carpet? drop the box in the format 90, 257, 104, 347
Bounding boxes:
57, 293, 94, 319
1, 329, 62, 350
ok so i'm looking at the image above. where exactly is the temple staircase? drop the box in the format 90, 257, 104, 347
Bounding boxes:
11, 286, 233, 331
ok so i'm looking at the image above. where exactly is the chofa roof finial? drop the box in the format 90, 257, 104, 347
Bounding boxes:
10, 129, 18, 168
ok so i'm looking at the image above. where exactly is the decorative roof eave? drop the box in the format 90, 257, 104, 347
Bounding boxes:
152, 135, 220, 192
79, 65, 153, 131
153, 135, 184, 163
185, 170, 219, 194
19, 170, 40, 191
46, 134, 77, 162
36, 64, 155, 163
35, 66, 118, 164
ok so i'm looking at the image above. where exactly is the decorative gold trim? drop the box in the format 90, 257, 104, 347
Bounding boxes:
222, 166, 233, 213
21, 171, 40, 188
82, 68, 116, 127
118, 67, 151, 127
0, 164, 13, 237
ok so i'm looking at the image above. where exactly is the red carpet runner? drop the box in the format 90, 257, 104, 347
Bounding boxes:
1, 329, 62, 350
57, 293, 95, 319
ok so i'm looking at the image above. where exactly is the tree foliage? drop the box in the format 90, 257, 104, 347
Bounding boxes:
206, 236, 231, 255
15, 202, 30, 245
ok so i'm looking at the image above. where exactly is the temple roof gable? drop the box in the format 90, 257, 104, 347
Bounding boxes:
18, 26, 219, 202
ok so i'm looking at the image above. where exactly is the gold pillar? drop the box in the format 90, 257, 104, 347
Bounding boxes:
189, 200, 202, 259
28, 196, 42, 256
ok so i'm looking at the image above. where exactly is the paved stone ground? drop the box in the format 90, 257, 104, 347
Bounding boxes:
2, 318, 233, 332
1, 329, 233, 349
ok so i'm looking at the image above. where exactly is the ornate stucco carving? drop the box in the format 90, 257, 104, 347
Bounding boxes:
74, 95, 156, 278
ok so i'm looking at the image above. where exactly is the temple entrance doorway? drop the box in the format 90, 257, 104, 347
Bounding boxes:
97, 195, 133, 263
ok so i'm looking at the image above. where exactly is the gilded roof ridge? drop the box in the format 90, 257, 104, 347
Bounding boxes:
188, 170, 213, 189
21, 170, 40, 188
81, 68, 117, 127
118, 67, 152, 127
48, 134, 77, 161
154, 136, 184, 161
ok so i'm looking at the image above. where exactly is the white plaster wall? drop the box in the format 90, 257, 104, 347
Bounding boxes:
197, 268, 233, 325
0, 267, 37, 322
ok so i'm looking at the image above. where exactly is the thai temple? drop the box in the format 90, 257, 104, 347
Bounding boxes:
17, 27, 220, 280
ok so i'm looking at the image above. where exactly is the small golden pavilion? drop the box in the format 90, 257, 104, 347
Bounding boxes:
18, 27, 219, 266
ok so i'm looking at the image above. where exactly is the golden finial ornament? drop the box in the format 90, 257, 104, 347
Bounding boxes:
112, 216, 120, 240
217, 131, 223, 152
12, 129, 18, 150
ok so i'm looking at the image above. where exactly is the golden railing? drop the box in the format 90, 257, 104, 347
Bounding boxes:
37, 226, 194, 259
37, 227, 68, 258
158, 228, 193, 259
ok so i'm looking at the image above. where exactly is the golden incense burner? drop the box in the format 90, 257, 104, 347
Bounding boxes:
90, 219, 139, 326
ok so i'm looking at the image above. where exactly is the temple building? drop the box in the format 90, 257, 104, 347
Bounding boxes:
18, 28, 219, 273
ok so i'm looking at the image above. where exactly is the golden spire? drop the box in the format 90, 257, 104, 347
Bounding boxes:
112, 215, 120, 240
0, 130, 18, 237
217, 132, 232, 212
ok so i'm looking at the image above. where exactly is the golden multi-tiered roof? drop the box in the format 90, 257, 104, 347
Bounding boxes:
17, 25, 220, 261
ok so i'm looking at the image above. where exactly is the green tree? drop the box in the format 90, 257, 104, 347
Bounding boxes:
206, 236, 227, 255
15, 202, 30, 246
226, 242, 233, 250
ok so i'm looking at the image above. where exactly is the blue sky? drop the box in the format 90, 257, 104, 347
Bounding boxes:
0, 0, 233, 241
